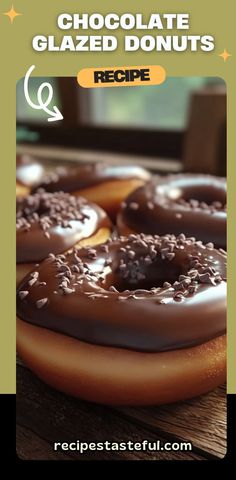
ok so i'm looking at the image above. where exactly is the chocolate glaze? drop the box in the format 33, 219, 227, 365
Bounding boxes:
33, 163, 151, 193
118, 174, 227, 249
16, 191, 112, 263
16, 155, 45, 187
17, 234, 226, 353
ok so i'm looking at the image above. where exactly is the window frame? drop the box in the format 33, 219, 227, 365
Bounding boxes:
16, 77, 226, 176
17, 78, 184, 160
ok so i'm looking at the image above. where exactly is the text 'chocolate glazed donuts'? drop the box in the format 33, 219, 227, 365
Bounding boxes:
17, 234, 226, 352
117, 174, 226, 249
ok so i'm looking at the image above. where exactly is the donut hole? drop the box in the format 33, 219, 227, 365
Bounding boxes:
168, 183, 226, 205
108, 257, 183, 292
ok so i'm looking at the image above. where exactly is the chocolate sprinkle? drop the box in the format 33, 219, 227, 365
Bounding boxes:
175, 197, 226, 213
129, 202, 139, 210
16, 191, 91, 237
18, 290, 29, 300
36, 298, 48, 309
18, 234, 226, 312
28, 277, 38, 287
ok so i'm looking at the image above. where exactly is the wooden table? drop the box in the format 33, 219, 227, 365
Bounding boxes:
16, 360, 226, 461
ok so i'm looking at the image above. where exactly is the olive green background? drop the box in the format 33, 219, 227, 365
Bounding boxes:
0, 0, 234, 394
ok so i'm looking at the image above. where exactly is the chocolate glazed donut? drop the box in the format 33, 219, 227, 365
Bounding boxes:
17, 234, 226, 405
16, 155, 45, 197
16, 191, 112, 286
117, 174, 227, 249
33, 163, 151, 220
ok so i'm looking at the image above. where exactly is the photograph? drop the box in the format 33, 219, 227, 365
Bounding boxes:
16, 76, 227, 461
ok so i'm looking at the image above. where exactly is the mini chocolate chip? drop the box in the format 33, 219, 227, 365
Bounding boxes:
137, 239, 148, 248
86, 248, 97, 259
212, 201, 222, 208
198, 272, 212, 283
188, 270, 199, 279
31, 271, 39, 279
109, 286, 119, 292
181, 278, 192, 287
173, 293, 184, 301
189, 199, 199, 208
71, 265, 80, 273
18, 291, 29, 300
100, 244, 109, 253
144, 255, 152, 265
129, 202, 139, 210
179, 275, 189, 281
28, 277, 38, 287
156, 298, 167, 304
173, 281, 183, 291
166, 252, 175, 261
74, 254, 82, 264
119, 263, 126, 270
205, 242, 214, 249
105, 258, 112, 266
36, 298, 48, 309
63, 287, 75, 295
196, 241, 203, 246
188, 285, 198, 294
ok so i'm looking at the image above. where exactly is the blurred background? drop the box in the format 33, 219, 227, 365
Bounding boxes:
16, 77, 226, 176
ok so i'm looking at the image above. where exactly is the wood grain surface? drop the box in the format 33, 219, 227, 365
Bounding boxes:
16, 363, 226, 461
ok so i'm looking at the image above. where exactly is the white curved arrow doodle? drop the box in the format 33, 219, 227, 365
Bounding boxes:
24, 65, 63, 122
